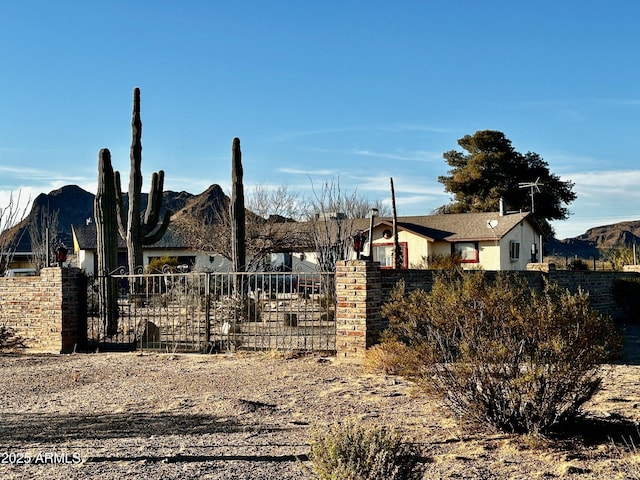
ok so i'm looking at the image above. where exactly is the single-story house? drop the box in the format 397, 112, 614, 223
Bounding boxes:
364, 211, 543, 270
71, 223, 228, 276
270, 209, 543, 272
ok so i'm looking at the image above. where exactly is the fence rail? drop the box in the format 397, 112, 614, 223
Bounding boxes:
88, 271, 336, 354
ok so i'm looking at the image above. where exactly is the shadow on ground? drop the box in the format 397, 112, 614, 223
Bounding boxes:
0, 412, 286, 443
85, 453, 310, 463
551, 414, 640, 447
621, 323, 640, 365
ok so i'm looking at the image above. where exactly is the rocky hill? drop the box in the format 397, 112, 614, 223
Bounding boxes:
170, 184, 229, 224
545, 220, 640, 259
2, 184, 230, 252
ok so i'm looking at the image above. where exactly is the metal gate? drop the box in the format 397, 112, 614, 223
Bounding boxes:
87, 270, 336, 353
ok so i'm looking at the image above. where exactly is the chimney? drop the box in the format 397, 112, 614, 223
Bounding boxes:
499, 198, 505, 216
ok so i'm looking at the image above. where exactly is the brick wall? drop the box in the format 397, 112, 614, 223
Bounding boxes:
335, 262, 640, 363
0, 267, 86, 353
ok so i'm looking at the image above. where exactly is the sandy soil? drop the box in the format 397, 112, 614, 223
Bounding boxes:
1, 336, 640, 479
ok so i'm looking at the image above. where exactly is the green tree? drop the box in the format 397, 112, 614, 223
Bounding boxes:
437, 130, 576, 236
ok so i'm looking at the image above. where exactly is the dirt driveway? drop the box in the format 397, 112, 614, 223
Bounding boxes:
1, 349, 640, 479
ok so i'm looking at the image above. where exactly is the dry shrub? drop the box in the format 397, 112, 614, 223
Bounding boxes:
364, 339, 427, 377
381, 271, 622, 436
612, 436, 640, 479
145, 255, 179, 273
309, 418, 420, 480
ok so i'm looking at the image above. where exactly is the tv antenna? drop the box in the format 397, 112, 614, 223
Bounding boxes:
518, 177, 544, 213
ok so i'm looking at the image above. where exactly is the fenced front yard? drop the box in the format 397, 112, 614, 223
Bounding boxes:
87, 271, 336, 354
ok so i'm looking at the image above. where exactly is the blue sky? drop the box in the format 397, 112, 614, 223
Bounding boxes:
1, 1, 639, 239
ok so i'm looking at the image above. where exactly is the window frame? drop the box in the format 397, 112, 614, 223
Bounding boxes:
372, 241, 408, 269
452, 241, 479, 263
509, 240, 520, 261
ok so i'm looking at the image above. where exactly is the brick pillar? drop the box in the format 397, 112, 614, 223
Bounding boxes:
40, 267, 87, 353
335, 260, 384, 364
60, 267, 87, 353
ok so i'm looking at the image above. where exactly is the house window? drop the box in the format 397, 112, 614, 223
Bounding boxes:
373, 242, 408, 268
509, 240, 520, 261
453, 242, 478, 263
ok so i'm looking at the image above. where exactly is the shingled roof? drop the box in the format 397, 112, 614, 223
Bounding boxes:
72, 223, 187, 250
374, 211, 539, 242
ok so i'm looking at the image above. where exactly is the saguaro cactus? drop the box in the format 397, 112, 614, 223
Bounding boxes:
94, 148, 119, 335
115, 87, 172, 274
230, 137, 246, 275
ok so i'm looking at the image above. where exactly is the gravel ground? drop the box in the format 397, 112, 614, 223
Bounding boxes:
0, 352, 425, 480
1, 343, 640, 480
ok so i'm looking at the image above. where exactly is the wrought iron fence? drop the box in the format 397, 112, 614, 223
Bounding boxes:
87, 270, 336, 354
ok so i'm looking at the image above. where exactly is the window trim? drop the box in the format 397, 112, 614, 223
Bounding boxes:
373, 241, 408, 269
452, 241, 479, 263
509, 240, 520, 262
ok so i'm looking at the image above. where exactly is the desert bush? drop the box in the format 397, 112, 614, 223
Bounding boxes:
145, 256, 179, 274
411, 253, 461, 270
309, 418, 420, 480
567, 258, 590, 271
612, 434, 640, 479
365, 339, 422, 376
381, 271, 622, 435
214, 294, 261, 323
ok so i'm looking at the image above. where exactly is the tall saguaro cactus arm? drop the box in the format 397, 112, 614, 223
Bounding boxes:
126, 87, 144, 271
141, 170, 172, 244
115, 87, 172, 274
94, 148, 119, 335
114, 171, 127, 240
230, 137, 246, 273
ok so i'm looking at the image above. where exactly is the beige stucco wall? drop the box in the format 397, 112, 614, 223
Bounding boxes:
77, 249, 95, 276
499, 219, 541, 270
368, 218, 541, 271
369, 230, 432, 267
477, 241, 501, 270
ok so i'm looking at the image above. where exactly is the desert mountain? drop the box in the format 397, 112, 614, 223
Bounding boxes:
3, 184, 638, 261
2, 184, 230, 252
171, 184, 229, 224
545, 220, 640, 259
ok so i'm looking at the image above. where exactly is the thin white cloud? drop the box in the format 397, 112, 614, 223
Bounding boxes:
351, 149, 441, 163
565, 169, 640, 187
0, 165, 52, 179
353, 174, 445, 196
278, 167, 338, 176
551, 168, 640, 238
395, 194, 441, 210
0, 180, 98, 222
602, 98, 640, 107
561, 170, 640, 201
0, 165, 92, 187
274, 124, 450, 142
